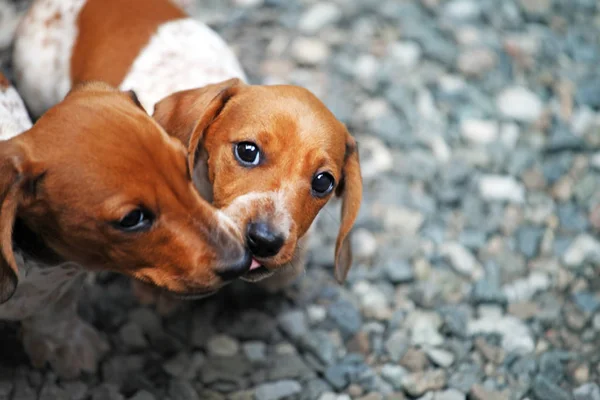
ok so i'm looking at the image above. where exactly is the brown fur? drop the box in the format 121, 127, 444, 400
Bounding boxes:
153, 79, 363, 283
0, 82, 248, 302
71, 0, 185, 86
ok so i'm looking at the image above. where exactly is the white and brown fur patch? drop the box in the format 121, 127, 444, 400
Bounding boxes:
0, 72, 33, 140
13, 0, 245, 116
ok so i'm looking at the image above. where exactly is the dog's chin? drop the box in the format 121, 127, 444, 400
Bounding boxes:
136, 277, 220, 300
240, 259, 274, 282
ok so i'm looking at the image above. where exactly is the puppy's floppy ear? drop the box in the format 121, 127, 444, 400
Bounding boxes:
153, 78, 244, 171
0, 141, 30, 303
333, 133, 363, 284
125, 90, 145, 111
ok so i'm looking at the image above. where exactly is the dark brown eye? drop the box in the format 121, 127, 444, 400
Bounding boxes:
115, 208, 153, 232
312, 172, 335, 197
234, 142, 260, 166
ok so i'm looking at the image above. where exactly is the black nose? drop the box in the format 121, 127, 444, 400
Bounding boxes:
246, 222, 285, 258
216, 249, 252, 281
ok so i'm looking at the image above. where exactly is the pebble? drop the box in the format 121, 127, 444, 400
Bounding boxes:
385, 330, 410, 362
129, 391, 157, 400
400, 370, 447, 397
408, 311, 444, 347
468, 315, 535, 354
574, 383, 600, 400
389, 41, 422, 69
563, 234, 600, 268
479, 175, 525, 203
496, 86, 543, 122
254, 380, 302, 400
328, 300, 363, 338
298, 3, 342, 34
399, 348, 429, 372
434, 389, 466, 400
358, 136, 394, 180
457, 48, 497, 77
291, 38, 330, 65
532, 375, 571, 400
243, 341, 267, 365
469, 384, 509, 400
460, 119, 499, 144
384, 260, 415, 284
352, 228, 378, 260
425, 348, 455, 368
443, 0, 482, 21
207, 335, 240, 357
119, 322, 147, 349
278, 310, 308, 341
440, 242, 484, 280
380, 365, 408, 390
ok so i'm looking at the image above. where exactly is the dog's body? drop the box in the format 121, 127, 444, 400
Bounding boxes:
0, 78, 251, 377
13, 0, 245, 117
14, 0, 363, 295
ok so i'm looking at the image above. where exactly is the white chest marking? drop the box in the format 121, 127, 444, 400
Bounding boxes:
119, 18, 247, 114
12, 0, 86, 118
0, 252, 84, 320
0, 85, 32, 140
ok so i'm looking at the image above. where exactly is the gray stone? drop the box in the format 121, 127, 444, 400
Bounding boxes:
300, 330, 338, 366
298, 3, 342, 33
532, 375, 571, 400
515, 225, 544, 258
291, 38, 330, 65
425, 348, 455, 368
119, 321, 147, 349
380, 365, 409, 391
479, 175, 525, 203
434, 389, 466, 400
327, 300, 363, 338
496, 86, 543, 122
278, 310, 308, 341
207, 334, 240, 357
129, 391, 157, 400
90, 384, 124, 400
243, 341, 267, 365
576, 79, 600, 109
574, 383, 600, 400
61, 381, 88, 400
440, 242, 484, 280
447, 363, 481, 393
168, 380, 200, 400
572, 292, 600, 314
384, 260, 415, 284
254, 380, 302, 400
385, 330, 409, 362
400, 370, 447, 397
563, 234, 600, 268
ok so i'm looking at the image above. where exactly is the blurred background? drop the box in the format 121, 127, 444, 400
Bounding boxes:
1, 0, 600, 399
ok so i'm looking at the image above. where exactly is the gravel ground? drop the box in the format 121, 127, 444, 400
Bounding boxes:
2, 0, 600, 399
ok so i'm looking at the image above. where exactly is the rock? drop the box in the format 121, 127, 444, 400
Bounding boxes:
278, 310, 308, 341
532, 375, 571, 400
298, 3, 342, 33
352, 228, 378, 260
307, 305, 327, 325
408, 311, 444, 347
457, 48, 497, 77
502, 272, 551, 303
380, 365, 408, 390
90, 384, 125, 400
563, 234, 600, 268
384, 260, 415, 284
400, 370, 447, 397
353, 281, 391, 320
447, 363, 481, 393
119, 322, 147, 350
291, 38, 330, 65
358, 136, 394, 180
518, 0, 552, 17
207, 335, 240, 357
168, 380, 200, 400
479, 175, 525, 203
515, 225, 544, 258
443, 0, 482, 21
300, 330, 338, 366
328, 300, 363, 338
425, 348, 455, 368
129, 391, 157, 400
440, 242, 484, 280
399, 348, 429, 372
574, 383, 600, 400
572, 292, 600, 314
468, 315, 535, 354
385, 330, 409, 362
61, 381, 88, 400
163, 352, 204, 379
469, 384, 509, 400
242, 341, 267, 365
388, 41, 422, 69
496, 86, 543, 122
254, 380, 302, 400
434, 389, 466, 400
460, 119, 499, 144
384, 207, 424, 235
576, 79, 600, 109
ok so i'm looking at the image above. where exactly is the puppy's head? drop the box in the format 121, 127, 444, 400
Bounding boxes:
153, 79, 362, 283
0, 82, 251, 303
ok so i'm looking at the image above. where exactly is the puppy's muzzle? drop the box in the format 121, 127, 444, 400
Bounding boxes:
215, 248, 253, 281
246, 222, 285, 258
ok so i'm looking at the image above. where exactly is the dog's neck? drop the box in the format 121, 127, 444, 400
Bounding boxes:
12, 218, 64, 267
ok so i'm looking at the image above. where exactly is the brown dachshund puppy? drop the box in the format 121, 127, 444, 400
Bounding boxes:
13, 0, 363, 295
0, 80, 250, 377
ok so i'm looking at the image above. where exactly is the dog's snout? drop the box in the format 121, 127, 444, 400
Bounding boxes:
216, 249, 252, 280
246, 222, 285, 258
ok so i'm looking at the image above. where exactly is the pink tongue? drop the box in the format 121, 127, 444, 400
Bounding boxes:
249, 259, 262, 271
